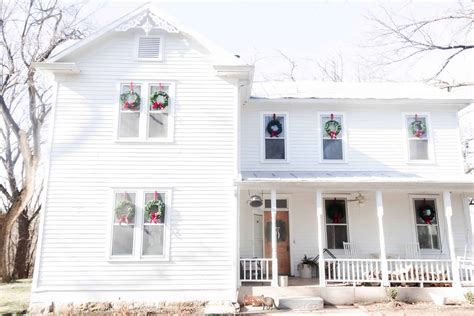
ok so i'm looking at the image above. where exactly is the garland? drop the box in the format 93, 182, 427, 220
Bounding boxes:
266, 114, 283, 137
150, 89, 169, 110
324, 114, 342, 139
326, 199, 345, 223
120, 82, 141, 110
417, 200, 435, 224
114, 200, 135, 224
410, 115, 427, 138
145, 192, 165, 223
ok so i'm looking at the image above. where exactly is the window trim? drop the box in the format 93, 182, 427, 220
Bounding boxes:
107, 187, 172, 262
318, 111, 348, 164
402, 112, 435, 164
135, 35, 164, 62
260, 111, 289, 163
323, 197, 350, 250
409, 195, 443, 253
115, 81, 175, 143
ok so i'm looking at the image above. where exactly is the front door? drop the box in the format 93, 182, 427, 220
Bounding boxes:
264, 211, 290, 275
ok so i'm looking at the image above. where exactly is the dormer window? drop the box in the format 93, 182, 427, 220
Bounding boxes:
137, 36, 163, 60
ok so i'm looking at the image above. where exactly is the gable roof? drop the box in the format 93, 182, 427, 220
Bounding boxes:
46, 3, 247, 67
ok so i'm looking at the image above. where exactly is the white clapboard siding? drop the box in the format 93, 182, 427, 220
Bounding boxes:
241, 101, 465, 174
33, 28, 238, 302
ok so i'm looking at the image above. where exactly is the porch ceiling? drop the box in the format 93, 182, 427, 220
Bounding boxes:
238, 171, 474, 192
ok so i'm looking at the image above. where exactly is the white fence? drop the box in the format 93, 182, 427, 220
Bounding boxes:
386, 259, 452, 284
325, 259, 382, 284
459, 259, 474, 284
240, 258, 272, 282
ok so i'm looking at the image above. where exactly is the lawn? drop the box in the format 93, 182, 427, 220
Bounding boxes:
0, 279, 31, 314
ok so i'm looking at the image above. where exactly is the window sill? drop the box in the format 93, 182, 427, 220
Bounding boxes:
319, 160, 348, 164
108, 256, 169, 263
261, 159, 290, 164
115, 138, 174, 144
406, 160, 436, 165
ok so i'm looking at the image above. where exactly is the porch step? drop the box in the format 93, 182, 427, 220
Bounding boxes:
278, 296, 324, 311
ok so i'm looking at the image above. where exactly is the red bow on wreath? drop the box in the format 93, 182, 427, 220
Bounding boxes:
150, 212, 159, 224
332, 212, 343, 224
423, 216, 431, 224
152, 101, 164, 110
118, 215, 129, 225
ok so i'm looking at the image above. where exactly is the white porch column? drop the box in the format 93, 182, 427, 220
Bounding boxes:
375, 191, 389, 287
271, 189, 278, 287
443, 191, 461, 288
316, 190, 326, 286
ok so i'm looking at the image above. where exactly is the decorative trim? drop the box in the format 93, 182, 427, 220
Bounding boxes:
115, 11, 179, 35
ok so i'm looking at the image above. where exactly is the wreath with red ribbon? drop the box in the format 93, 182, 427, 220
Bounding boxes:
410, 119, 427, 138
145, 192, 165, 224
266, 114, 283, 137
326, 199, 345, 224
417, 202, 435, 224
120, 83, 141, 111
114, 200, 135, 224
149, 90, 169, 110
324, 114, 342, 139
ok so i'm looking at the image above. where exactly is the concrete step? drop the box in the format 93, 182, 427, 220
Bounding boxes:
278, 296, 324, 311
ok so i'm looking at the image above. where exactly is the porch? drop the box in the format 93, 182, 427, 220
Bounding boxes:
237, 173, 474, 288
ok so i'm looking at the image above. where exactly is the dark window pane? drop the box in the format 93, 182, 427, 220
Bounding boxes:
417, 225, 440, 249
264, 199, 288, 209
409, 140, 429, 160
325, 199, 347, 224
326, 226, 348, 249
142, 225, 164, 256
265, 139, 285, 159
112, 226, 134, 255
323, 139, 343, 160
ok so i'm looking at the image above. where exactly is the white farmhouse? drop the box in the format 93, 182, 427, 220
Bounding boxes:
32, 5, 474, 308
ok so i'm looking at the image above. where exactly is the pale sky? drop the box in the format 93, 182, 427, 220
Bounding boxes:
89, 0, 473, 83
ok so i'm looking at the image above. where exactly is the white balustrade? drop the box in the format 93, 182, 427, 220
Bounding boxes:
240, 258, 272, 282
386, 259, 452, 284
325, 259, 382, 284
459, 259, 474, 284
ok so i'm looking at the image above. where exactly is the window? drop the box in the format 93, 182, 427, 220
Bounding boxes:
405, 114, 431, 161
137, 36, 162, 60
110, 189, 170, 259
264, 199, 288, 209
325, 199, 348, 249
321, 113, 345, 161
413, 198, 440, 250
263, 113, 287, 160
117, 82, 174, 141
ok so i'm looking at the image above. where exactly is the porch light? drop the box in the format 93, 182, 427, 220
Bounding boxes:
248, 195, 263, 208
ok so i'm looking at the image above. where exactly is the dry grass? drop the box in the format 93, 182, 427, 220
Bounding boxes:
0, 279, 31, 314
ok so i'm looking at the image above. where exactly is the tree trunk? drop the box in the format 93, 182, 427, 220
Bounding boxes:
13, 209, 30, 279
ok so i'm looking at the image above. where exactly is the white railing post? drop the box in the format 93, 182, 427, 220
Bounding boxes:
316, 190, 326, 286
443, 191, 461, 288
376, 190, 389, 287
271, 189, 278, 287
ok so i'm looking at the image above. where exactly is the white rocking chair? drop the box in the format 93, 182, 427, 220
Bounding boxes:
343, 242, 360, 259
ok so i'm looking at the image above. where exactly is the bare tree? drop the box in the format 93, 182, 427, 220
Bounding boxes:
368, 4, 474, 88
0, 0, 90, 282
315, 52, 345, 82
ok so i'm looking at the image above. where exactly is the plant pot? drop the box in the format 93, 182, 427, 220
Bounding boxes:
300, 264, 313, 279
430, 294, 446, 306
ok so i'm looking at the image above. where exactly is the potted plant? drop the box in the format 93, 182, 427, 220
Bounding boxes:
298, 255, 316, 279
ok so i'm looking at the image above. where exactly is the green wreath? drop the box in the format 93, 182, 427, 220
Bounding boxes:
266, 117, 283, 137
325, 120, 342, 139
120, 91, 141, 110
145, 199, 165, 223
410, 120, 427, 138
326, 201, 345, 223
417, 204, 435, 224
114, 200, 135, 223
150, 90, 169, 110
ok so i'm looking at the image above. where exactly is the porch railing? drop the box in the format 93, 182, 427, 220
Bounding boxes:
459, 258, 474, 284
386, 259, 453, 284
325, 259, 382, 284
240, 258, 272, 282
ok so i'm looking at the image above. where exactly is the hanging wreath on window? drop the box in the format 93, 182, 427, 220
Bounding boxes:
266, 113, 283, 137
114, 200, 135, 224
120, 82, 141, 110
149, 89, 169, 110
326, 199, 345, 223
417, 200, 435, 224
324, 114, 342, 139
145, 192, 166, 224
409, 115, 427, 138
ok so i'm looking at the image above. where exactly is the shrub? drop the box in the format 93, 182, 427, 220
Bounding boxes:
465, 290, 474, 305
385, 288, 398, 302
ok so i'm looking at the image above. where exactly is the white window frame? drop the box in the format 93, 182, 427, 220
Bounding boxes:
323, 197, 350, 251
260, 112, 289, 163
107, 188, 172, 261
318, 112, 347, 163
402, 112, 435, 163
115, 81, 175, 142
410, 195, 442, 253
135, 35, 164, 61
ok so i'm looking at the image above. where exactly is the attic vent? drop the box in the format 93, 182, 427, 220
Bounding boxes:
138, 37, 162, 59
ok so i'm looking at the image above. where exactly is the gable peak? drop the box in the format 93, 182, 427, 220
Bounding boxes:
115, 9, 179, 36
